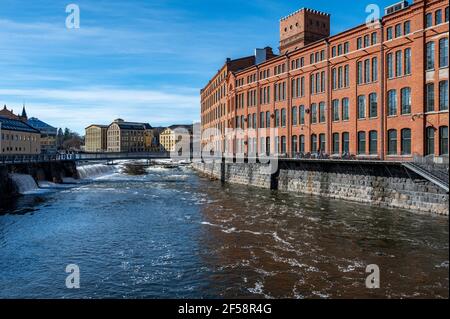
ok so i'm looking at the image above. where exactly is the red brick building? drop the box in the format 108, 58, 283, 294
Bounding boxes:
200, 0, 449, 160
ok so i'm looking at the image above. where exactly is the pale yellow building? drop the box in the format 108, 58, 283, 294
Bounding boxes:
85, 125, 108, 152
160, 125, 193, 152
0, 116, 41, 155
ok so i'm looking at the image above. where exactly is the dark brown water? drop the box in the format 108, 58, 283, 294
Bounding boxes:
0, 164, 448, 298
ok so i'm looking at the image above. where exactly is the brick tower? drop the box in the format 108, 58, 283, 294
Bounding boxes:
279, 8, 330, 54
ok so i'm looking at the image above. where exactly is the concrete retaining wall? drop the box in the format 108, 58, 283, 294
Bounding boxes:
192, 160, 449, 215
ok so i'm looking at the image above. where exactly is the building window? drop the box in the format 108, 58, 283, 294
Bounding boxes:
404, 21, 411, 35
332, 99, 339, 121
395, 50, 402, 77
292, 135, 298, 154
426, 83, 435, 112
404, 48, 411, 75
439, 80, 449, 111
299, 135, 305, 153
388, 129, 397, 155
426, 127, 435, 155
440, 126, 449, 155
266, 111, 271, 128
281, 108, 286, 127
369, 131, 378, 155
344, 42, 349, 54
388, 90, 397, 116
299, 105, 305, 125
319, 134, 326, 152
358, 131, 366, 154
446, 7, 449, 22
401, 129, 411, 155
364, 59, 370, 83
311, 104, 317, 123
439, 38, 448, 68
281, 136, 286, 154
332, 46, 337, 57
292, 106, 297, 126
332, 133, 339, 154
369, 93, 377, 118
260, 112, 264, 128
358, 95, 366, 119
395, 24, 401, 38
342, 98, 349, 121
387, 27, 393, 40
319, 102, 326, 123
371, 32, 377, 45
426, 42, 435, 70
401, 87, 411, 114
436, 9, 442, 25
337, 44, 342, 55
372, 57, 378, 81
364, 35, 370, 47
311, 134, 317, 153
425, 13, 432, 28
344, 65, 349, 87
357, 37, 362, 49
387, 53, 394, 78
342, 132, 350, 154
274, 109, 280, 127
357, 61, 363, 84
332, 68, 337, 90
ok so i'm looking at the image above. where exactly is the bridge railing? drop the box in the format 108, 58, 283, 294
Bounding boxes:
0, 152, 170, 164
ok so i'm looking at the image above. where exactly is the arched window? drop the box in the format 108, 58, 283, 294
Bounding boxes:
426, 127, 435, 155
292, 106, 298, 126
274, 110, 280, 127
266, 112, 271, 128
358, 131, 366, 154
281, 108, 286, 127
342, 132, 350, 154
440, 126, 449, 155
311, 134, 317, 153
299, 105, 305, 125
332, 133, 340, 154
292, 135, 298, 154
401, 129, 411, 155
401, 87, 411, 114
369, 130, 378, 155
388, 129, 397, 155
311, 104, 317, 123
369, 93, 377, 118
281, 136, 286, 154
319, 134, 326, 152
299, 135, 305, 153
388, 90, 397, 115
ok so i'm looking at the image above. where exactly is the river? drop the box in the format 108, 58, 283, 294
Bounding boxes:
0, 162, 448, 298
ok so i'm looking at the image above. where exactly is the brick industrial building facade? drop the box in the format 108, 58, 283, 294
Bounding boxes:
200, 0, 449, 160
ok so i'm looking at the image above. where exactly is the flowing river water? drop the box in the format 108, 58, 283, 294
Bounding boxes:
0, 162, 448, 298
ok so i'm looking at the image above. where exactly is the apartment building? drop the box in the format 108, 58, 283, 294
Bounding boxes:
200, 0, 449, 160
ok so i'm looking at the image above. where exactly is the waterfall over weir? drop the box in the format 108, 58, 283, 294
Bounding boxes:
76, 164, 116, 179
9, 174, 39, 194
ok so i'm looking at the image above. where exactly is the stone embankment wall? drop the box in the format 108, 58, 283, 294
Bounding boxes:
191, 160, 448, 216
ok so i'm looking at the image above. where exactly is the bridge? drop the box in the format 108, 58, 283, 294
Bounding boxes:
0, 152, 171, 164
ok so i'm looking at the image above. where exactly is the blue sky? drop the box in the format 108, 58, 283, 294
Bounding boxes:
0, 0, 394, 133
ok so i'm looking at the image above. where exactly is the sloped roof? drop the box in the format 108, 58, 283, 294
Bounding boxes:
27, 117, 57, 133
111, 121, 152, 130
0, 116, 41, 133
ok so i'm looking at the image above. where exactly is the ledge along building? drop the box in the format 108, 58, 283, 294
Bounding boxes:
200, 0, 449, 160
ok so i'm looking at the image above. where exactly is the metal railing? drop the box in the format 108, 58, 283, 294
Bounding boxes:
0, 152, 170, 164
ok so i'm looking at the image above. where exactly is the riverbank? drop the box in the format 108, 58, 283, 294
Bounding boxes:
191, 160, 449, 216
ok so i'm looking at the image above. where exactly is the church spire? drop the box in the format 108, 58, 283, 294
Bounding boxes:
21, 104, 27, 119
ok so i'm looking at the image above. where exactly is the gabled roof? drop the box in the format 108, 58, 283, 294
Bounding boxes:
0, 116, 41, 133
